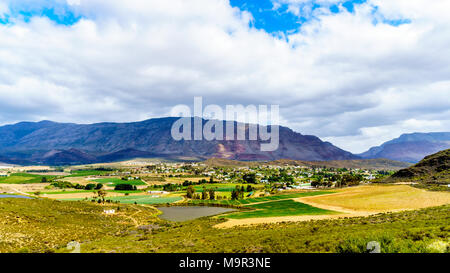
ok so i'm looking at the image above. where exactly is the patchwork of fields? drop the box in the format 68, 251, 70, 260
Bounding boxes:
0, 173, 56, 184
61, 195, 182, 204
89, 178, 147, 186
223, 200, 336, 219
188, 191, 334, 206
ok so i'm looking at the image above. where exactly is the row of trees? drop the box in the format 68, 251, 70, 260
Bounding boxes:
51, 181, 103, 190
231, 185, 253, 200
186, 185, 220, 200
311, 174, 363, 188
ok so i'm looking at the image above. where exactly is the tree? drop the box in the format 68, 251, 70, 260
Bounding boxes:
231, 189, 239, 200
246, 185, 253, 192
243, 173, 257, 184
41, 177, 47, 183
186, 185, 195, 199
201, 186, 208, 200
84, 183, 96, 190
208, 188, 216, 200
114, 184, 136, 191
341, 174, 362, 187
97, 189, 107, 203
231, 185, 244, 200
95, 183, 103, 190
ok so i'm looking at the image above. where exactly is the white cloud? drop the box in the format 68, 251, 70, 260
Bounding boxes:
0, 0, 449, 153
0, 1, 8, 18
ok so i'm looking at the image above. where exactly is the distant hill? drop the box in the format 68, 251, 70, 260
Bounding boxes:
0, 118, 357, 165
386, 149, 449, 185
269, 159, 412, 170
203, 157, 411, 170
359, 132, 450, 163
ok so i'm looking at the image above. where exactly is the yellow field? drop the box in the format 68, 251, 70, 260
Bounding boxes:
216, 185, 450, 228
299, 185, 450, 212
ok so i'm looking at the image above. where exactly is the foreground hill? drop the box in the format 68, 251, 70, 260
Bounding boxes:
204, 158, 411, 170
0, 118, 357, 165
1, 197, 448, 253
387, 149, 450, 185
359, 132, 450, 163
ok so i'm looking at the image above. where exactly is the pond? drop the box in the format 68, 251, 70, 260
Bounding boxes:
0, 194, 32, 199
157, 206, 236, 222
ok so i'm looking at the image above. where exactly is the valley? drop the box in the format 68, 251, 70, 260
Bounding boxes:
0, 149, 448, 253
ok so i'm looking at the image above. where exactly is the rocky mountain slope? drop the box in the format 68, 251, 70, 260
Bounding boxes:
359, 132, 450, 163
0, 118, 357, 165
387, 149, 450, 185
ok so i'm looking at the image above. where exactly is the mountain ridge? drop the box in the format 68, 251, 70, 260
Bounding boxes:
359, 132, 450, 163
0, 117, 357, 165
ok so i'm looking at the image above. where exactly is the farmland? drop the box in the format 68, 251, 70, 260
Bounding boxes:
223, 200, 336, 219
187, 190, 334, 206
0, 158, 448, 253
298, 185, 450, 212
0, 173, 56, 184
61, 195, 183, 205
89, 178, 147, 187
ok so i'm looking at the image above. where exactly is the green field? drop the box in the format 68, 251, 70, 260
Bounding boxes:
192, 183, 261, 192
34, 190, 144, 195
66, 170, 112, 177
188, 191, 334, 206
224, 200, 336, 219
90, 178, 146, 186
60, 195, 182, 204
0, 173, 57, 184
104, 195, 182, 204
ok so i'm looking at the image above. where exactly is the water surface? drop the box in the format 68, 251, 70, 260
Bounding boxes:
0, 194, 32, 199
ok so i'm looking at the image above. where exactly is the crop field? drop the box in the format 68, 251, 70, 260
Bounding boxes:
60, 195, 182, 204
66, 170, 113, 177
224, 200, 336, 219
104, 195, 182, 204
89, 178, 147, 186
188, 190, 334, 206
193, 183, 246, 192
0, 173, 56, 184
163, 176, 210, 184
299, 185, 450, 212
34, 190, 144, 195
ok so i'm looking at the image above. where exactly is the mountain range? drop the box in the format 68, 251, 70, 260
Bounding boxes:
0, 118, 356, 165
359, 132, 450, 163
0, 118, 448, 165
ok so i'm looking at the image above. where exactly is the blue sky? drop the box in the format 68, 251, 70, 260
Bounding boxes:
1, 0, 408, 34
229, 0, 368, 34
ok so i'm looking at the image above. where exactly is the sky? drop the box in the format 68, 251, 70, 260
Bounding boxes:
0, 0, 449, 153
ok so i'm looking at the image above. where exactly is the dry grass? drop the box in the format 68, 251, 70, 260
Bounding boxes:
216, 185, 450, 228
298, 185, 450, 212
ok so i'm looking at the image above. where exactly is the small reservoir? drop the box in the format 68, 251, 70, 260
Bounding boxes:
0, 195, 32, 199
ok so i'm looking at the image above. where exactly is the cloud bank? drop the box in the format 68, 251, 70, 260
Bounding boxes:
0, 0, 449, 153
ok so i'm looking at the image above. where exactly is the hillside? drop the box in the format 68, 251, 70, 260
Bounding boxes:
0, 118, 357, 165
359, 132, 450, 163
203, 158, 411, 170
269, 159, 412, 170
1, 196, 449, 253
0, 197, 159, 252
387, 149, 450, 185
